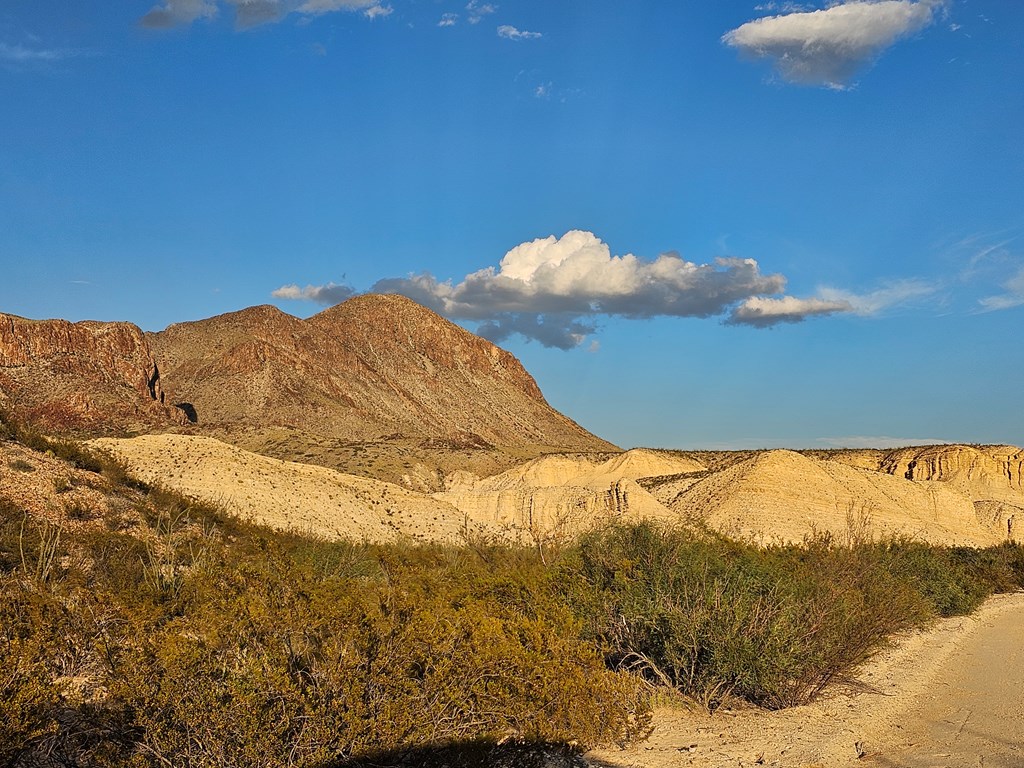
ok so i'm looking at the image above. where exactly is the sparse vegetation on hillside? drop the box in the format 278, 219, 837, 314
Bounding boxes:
2, 413, 1024, 767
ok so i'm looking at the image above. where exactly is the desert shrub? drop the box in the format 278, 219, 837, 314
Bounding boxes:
946, 543, 1024, 597
0, 577, 63, 766
0, 414, 104, 472
875, 541, 990, 616
0, 498, 27, 573
102, 539, 648, 767
994, 541, 1024, 587
0, 511, 67, 586
560, 524, 936, 709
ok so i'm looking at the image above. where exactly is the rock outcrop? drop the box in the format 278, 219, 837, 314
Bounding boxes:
0, 313, 187, 434
879, 444, 1024, 500
149, 294, 614, 451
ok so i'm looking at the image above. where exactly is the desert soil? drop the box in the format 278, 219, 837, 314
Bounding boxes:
587, 592, 1024, 768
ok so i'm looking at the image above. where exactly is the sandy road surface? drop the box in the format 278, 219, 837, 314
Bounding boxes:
587, 593, 1024, 768
850, 598, 1024, 768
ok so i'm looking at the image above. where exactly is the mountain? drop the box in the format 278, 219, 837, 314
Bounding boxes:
149, 294, 614, 452
0, 312, 186, 434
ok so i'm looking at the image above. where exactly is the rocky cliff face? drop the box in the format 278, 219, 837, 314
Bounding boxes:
0, 313, 186, 434
880, 445, 1024, 497
150, 294, 614, 451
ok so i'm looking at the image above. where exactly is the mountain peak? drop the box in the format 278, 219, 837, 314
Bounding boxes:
149, 295, 613, 451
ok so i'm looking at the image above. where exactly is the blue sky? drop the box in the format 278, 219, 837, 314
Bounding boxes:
2, 0, 1022, 449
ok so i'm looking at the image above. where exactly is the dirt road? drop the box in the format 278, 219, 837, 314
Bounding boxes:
847, 595, 1024, 768
587, 592, 1024, 768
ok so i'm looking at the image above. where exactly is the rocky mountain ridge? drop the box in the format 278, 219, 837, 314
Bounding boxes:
149, 294, 613, 452
0, 313, 186, 433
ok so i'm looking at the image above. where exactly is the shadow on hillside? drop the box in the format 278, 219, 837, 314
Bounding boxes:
326, 740, 608, 768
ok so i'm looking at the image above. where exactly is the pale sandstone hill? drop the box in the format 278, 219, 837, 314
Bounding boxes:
803, 448, 889, 471
91, 434, 490, 544
822, 444, 1024, 539
150, 295, 614, 453
580, 449, 707, 484
468, 455, 603, 491
435, 448, 694, 543
664, 450, 1003, 546
467, 449, 705, 493
0, 313, 186, 434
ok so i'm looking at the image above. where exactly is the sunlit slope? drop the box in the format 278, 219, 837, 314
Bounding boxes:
660, 449, 1004, 546
91, 434, 478, 544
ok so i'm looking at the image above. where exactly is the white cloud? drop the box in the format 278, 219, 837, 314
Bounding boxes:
272, 282, 356, 304
296, 0, 383, 13
438, 12, 458, 27
363, 4, 392, 19
273, 234, 950, 348
498, 24, 541, 40
978, 265, 1024, 311
140, 0, 219, 28
466, 0, 497, 24
141, 0, 389, 28
722, 0, 945, 89
369, 230, 800, 347
727, 295, 852, 327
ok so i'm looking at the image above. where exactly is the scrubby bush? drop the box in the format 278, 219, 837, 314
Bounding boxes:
104, 540, 648, 767
0, 579, 63, 766
560, 524, 1024, 710
3, 409, 1023, 764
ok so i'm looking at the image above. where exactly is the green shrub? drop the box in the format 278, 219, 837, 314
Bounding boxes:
0, 578, 63, 765
103, 540, 648, 767
560, 524, 937, 709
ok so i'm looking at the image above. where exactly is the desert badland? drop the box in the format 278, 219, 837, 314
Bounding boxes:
2, 294, 1023, 767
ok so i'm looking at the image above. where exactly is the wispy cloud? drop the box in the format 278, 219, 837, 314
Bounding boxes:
727, 277, 937, 328
498, 24, 541, 41
978, 265, 1024, 312
363, 4, 392, 19
727, 295, 852, 327
466, 0, 497, 25
141, 0, 392, 29
438, 12, 459, 27
140, 0, 218, 28
815, 278, 938, 315
722, 0, 946, 89
0, 41, 86, 64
